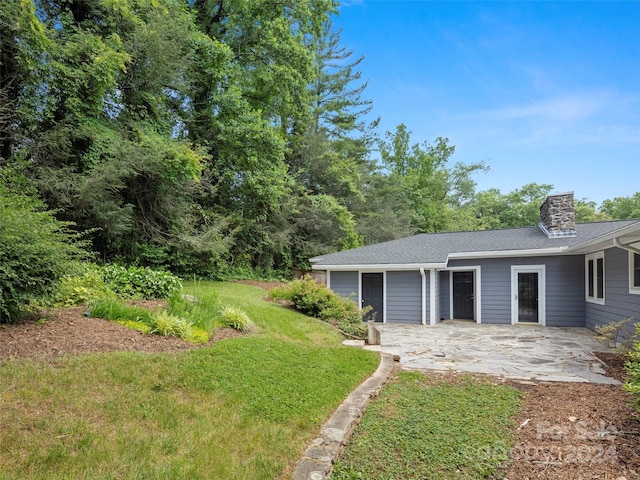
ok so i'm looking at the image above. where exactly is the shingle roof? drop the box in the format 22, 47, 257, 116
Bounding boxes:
310, 220, 640, 267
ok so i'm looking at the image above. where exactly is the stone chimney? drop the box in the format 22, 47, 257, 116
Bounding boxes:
539, 192, 577, 238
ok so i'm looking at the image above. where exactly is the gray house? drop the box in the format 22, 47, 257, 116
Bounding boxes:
310, 193, 640, 331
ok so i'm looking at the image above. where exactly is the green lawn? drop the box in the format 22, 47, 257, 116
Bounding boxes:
333, 371, 522, 480
0, 282, 379, 480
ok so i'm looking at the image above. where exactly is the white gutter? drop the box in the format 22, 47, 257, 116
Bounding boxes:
447, 246, 569, 260
419, 267, 427, 325
613, 237, 640, 255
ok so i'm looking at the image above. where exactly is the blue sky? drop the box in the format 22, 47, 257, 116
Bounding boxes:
333, 1, 640, 205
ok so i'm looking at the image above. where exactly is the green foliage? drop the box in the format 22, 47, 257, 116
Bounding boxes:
90, 297, 209, 343
4, 0, 635, 278
150, 311, 194, 338
89, 299, 155, 325
269, 276, 368, 338
377, 124, 488, 233
601, 192, 640, 220
469, 184, 554, 229
624, 322, 640, 413
290, 194, 363, 266
102, 264, 182, 299
186, 327, 211, 344
217, 305, 255, 332
0, 182, 87, 322
115, 319, 152, 334
54, 264, 117, 306
594, 317, 635, 351
166, 290, 219, 332
333, 371, 522, 479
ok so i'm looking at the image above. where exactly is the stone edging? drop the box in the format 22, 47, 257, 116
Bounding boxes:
291, 353, 396, 480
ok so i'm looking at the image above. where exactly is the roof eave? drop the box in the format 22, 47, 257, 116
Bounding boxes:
568, 221, 640, 254
311, 262, 447, 271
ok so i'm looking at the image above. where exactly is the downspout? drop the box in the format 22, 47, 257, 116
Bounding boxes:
420, 267, 427, 325
613, 237, 640, 255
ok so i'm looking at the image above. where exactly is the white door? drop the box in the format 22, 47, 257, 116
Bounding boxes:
511, 266, 546, 325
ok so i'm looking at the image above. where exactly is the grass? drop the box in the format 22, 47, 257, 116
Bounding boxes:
90, 298, 155, 325
166, 286, 220, 332
332, 371, 523, 480
0, 282, 379, 480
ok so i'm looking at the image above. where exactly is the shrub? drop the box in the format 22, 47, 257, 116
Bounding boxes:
115, 320, 152, 334
0, 185, 87, 322
150, 311, 194, 338
102, 264, 182, 299
595, 317, 635, 351
217, 305, 255, 332
268, 276, 368, 338
624, 322, 640, 413
186, 327, 210, 344
54, 264, 117, 306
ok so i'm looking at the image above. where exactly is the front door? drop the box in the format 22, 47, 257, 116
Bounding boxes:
453, 271, 474, 320
511, 266, 546, 325
361, 273, 383, 322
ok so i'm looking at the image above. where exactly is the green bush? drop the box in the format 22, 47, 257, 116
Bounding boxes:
269, 277, 368, 338
217, 305, 255, 332
102, 264, 182, 299
0, 185, 87, 322
150, 311, 194, 338
115, 320, 152, 334
54, 264, 117, 306
624, 322, 640, 413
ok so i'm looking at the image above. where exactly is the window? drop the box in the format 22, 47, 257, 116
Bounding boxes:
586, 251, 605, 304
630, 251, 640, 294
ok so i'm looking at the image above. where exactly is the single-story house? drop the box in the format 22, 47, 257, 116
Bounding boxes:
310, 193, 640, 332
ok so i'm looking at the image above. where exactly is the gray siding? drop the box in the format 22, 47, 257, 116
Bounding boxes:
329, 271, 358, 302
586, 247, 640, 333
439, 271, 450, 320
386, 271, 423, 324
448, 256, 585, 326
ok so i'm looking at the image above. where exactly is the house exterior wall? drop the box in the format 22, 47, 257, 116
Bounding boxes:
386, 271, 423, 324
329, 271, 358, 301
439, 271, 450, 320
447, 255, 585, 326
433, 270, 440, 325
586, 247, 640, 332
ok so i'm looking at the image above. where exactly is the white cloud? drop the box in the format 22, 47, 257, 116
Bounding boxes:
458, 90, 640, 148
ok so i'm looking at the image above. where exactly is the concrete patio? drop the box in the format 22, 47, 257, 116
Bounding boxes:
365, 321, 619, 384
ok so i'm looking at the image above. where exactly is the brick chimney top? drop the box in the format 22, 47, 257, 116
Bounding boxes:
539, 192, 577, 238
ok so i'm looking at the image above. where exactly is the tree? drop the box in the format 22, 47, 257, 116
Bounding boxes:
377, 124, 487, 233
600, 193, 640, 220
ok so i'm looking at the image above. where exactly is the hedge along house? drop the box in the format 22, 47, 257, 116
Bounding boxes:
310, 193, 640, 331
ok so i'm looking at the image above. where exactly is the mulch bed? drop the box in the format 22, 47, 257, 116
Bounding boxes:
0, 303, 243, 361
497, 352, 640, 480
